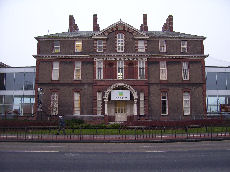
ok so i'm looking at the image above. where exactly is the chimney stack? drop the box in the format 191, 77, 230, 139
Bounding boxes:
69, 15, 79, 32
93, 14, 100, 32
140, 14, 148, 32
162, 15, 173, 32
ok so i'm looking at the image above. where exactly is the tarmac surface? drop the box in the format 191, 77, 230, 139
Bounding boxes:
1, 141, 230, 172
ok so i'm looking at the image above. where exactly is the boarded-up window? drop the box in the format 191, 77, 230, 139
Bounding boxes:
73, 92, 80, 115
140, 92, 144, 115
160, 61, 167, 80
182, 62, 189, 80
138, 40, 145, 52
97, 92, 102, 115
159, 40, 166, 52
138, 60, 145, 79
52, 62, 59, 80
183, 92, 190, 115
96, 60, 103, 79
50, 92, 58, 115
181, 41, 187, 53
74, 61, 81, 80
97, 40, 103, 52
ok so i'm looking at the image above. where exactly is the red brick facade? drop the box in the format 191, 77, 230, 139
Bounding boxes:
34, 14, 207, 124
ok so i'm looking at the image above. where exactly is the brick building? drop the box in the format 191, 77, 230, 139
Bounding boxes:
34, 14, 207, 123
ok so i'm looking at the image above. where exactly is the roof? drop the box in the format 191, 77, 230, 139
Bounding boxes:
146, 31, 205, 39
35, 21, 205, 40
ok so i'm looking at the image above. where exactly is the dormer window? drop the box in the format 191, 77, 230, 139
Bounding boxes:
181, 41, 187, 53
117, 33, 124, 52
53, 41, 60, 53
159, 40, 166, 52
75, 40, 82, 52
97, 40, 103, 52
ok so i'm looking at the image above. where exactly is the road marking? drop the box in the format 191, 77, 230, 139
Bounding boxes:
145, 151, 165, 153
21, 151, 60, 153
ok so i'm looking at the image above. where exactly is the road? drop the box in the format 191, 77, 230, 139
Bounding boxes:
0, 141, 230, 172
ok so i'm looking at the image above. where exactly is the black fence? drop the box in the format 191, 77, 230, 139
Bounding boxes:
1, 125, 230, 142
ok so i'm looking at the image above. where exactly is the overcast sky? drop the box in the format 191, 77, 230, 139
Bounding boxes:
0, 0, 230, 67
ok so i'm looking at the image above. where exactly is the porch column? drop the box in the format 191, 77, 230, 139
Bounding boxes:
105, 100, 108, 115
133, 100, 137, 115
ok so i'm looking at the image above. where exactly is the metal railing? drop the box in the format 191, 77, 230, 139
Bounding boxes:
0, 125, 230, 142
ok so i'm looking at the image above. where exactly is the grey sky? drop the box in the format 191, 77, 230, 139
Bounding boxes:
0, 0, 230, 67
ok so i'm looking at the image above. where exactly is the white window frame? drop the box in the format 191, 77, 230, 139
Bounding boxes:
96, 60, 103, 79
183, 92, 190, 115
181, 41, 188, 53
138, 60, 145, 79
74, 61, 81, 80
52, 61, 59, 80
138, 40, 145, 52
54, 41, 60, 53
182, 62, 189, 80
97, 92, 102, 115
73, 92, 80, 115
97, 40, 103, 52
161, 92, 168, 115
50, 92, 58, 115
117, 33, 124, 52
140, 92, 144, 115
159, 40, 166, 52
160, 61, 167, 80
117, 60, 124, 79
75, 40, 82, 52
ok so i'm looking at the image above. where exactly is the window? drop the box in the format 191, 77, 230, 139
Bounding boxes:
138, 40, 145, 52
117, 33, 124, 52
97, 40, 103, 52
75, 40, 82, 52
161, 92, 168, 115
182, 62, 189, 80
52, 62, 59, 80
181, 41, 187, 53
73, 92, 80, 115
96, 60, 103, 79
138, 60, 145, 79
50, 92, 58, 115
54, 41, 60, 53
160, 61, 167, 80
159, 40, 166, 52
183, 92, 190, 115
140, 92, 144, 115
74, 61, 81, 80
117, 61, 124, 79
97, 92, 102, 115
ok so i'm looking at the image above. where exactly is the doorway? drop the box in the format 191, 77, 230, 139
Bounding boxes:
115, 101, 127, 122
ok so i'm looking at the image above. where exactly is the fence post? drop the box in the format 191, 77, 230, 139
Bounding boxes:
161, 128, 162, 140
211, 126, 213, 140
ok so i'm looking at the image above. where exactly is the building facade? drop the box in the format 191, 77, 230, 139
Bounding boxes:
34, 14, 207, 123
0, 65, 35, 119
206, 66, 230, 114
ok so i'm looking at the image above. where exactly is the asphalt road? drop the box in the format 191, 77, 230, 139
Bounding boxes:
0, 141, 230, 172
